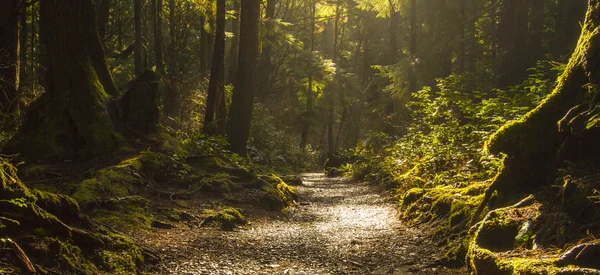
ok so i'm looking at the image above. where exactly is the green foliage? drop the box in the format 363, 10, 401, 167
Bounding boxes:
353, 62, 562, 192
249, 104, 318, 172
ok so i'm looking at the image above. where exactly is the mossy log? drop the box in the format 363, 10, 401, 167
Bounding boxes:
473, 1, 600, 226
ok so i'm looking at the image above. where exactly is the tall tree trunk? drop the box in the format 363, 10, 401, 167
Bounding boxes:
227, 0, 260, 155
153, 0, 164, 74
497, 0, 529, 87
203, 0, 226, 135
30, 1, 36, 92
327, 2, 340, 154
199, 15, 208, 75
471, 0, 600, 226
0, 0, 21, 117
551, 0, 587, 60
300, 0, 315, 148
458, 0, 466, 73
335, 106, 346, 149
97, 0, 110, 41
408, 0, 417, 94
134, 0, 144, 76
387, 0, 397, 63
7, 0, 121, 159
528, 0, 545, 65
226, 0, 240, 84
19, 2, 28, 91
167, 0, 177, 75
257, 0, 276, 101
163, 0, 180, 126
490, 0, 497, 78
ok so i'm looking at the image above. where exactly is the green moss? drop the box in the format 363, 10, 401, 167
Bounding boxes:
71, 165, 140, 207
91, 196, 153, 231
58, 239, 99, 274
260, 174, 297, 210
201, 207, 246, 230
19, 164, 52, 177
98, 232, 144, 274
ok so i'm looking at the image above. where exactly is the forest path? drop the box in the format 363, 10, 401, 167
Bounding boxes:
147, 173, 462, 274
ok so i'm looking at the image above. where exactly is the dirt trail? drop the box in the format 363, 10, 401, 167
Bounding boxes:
146, 173, 463, 274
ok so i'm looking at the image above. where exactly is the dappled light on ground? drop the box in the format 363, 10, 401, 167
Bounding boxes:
147, 174, 462, 274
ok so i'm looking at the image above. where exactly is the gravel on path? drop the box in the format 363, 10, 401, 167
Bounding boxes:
144, 173, 464, 275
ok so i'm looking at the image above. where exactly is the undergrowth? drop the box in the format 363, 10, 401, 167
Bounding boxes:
349, 61, 563, 262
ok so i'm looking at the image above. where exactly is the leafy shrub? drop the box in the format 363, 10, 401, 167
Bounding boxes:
352, 61, 563, 192
249, 104, 318, 172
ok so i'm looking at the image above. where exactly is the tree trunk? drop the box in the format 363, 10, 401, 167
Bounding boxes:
490, 0, 497, 77
327, 2, 340, 154
19, 2, 28, 91
527, 0, 545, 68
6, 0, 121, 159
408, 0, 417, 94
163, 0, 179, 127
387, 0, 397, 63
472, 0, 600, 226
257, 0, 276, 101
300, 0, 315, 148
226, 0, 240, 84
153, 0, 164, 75
227, 0, 260, 155
497, 0, 529, 87
203, 0, 226, 135
96, 0, 110, 41
199, 15, 208, 75
0, 0, 21, 117
134, 0, 144, 76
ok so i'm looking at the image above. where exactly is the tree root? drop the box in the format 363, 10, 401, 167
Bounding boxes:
5, 238, 36, 273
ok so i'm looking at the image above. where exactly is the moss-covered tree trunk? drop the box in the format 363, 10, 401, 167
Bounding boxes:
472, 0, 600, 225
6, 0, 121, 159
0, 0, 21, 117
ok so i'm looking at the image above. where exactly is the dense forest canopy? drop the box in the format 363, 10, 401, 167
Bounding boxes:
1, 0, 587, 158
2, 0, 600, 274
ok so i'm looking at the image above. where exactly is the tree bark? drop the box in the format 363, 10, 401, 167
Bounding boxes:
153, 0, 164, 75
203, 0, 226, 135
227, 0, 260, 155
96, 0, 110, 41
300, 0, 315, 148
257, 0, 276, 101
19, 2, 27, 90
408, 0, 417, 94
6, 0, 121, 159
199, 15, 209, 75
226, 0, 240, 84
134, 0, 144, 76
472, 0, 600, 226
387, 0, 397, 63
327, 2, 340, 154
163, 0, 180, 127
0, 0, 21, 117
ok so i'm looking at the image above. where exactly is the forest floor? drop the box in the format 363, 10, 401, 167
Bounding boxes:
139, 173, 465, 275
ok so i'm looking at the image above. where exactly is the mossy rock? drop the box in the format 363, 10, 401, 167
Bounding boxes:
259, 174, 297, 210
201, 207, 246, 231
71, 162, 143, 208
474, 196, 540, 252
